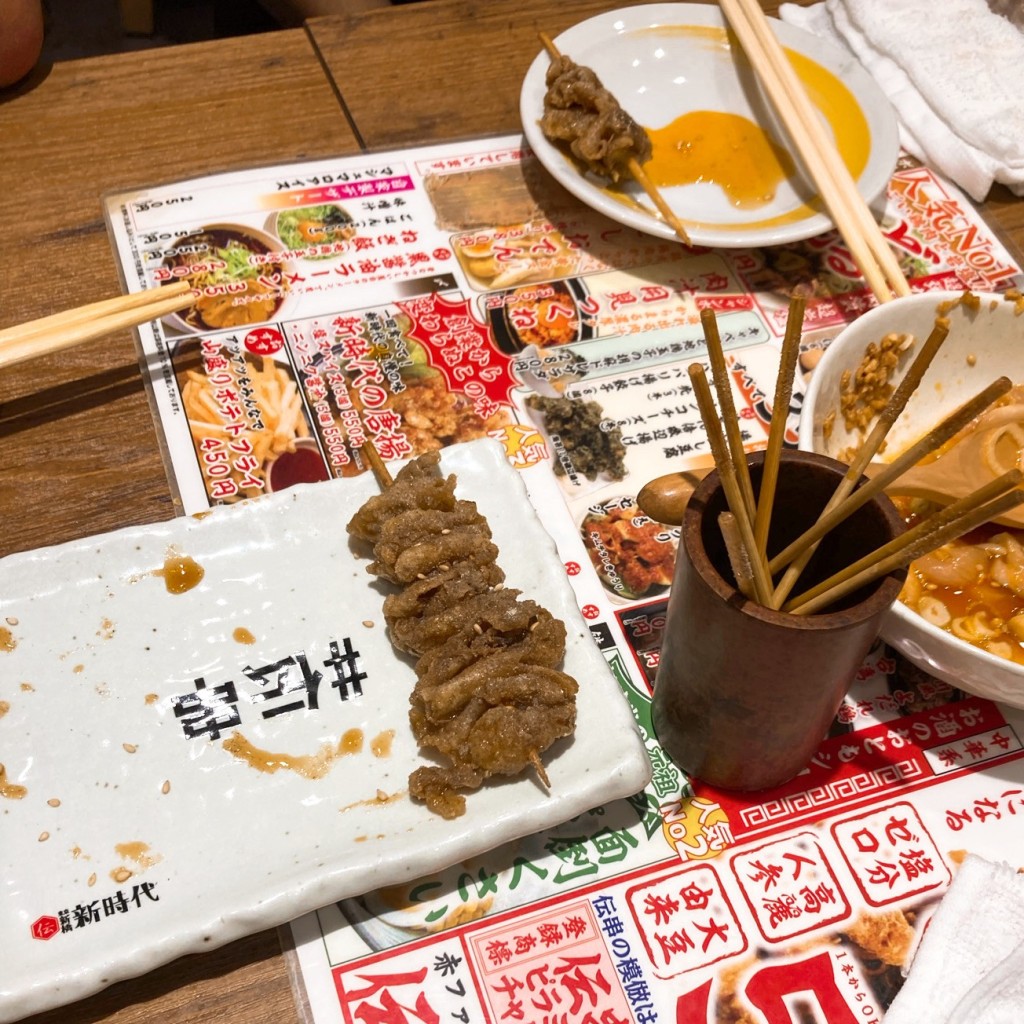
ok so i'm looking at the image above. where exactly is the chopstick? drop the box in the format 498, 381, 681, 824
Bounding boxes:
0, 281, 195, 371
785, 471, 1024, 615
718, 0, 910, 304
766, 375, 1013, 575
538, 32, 693, 247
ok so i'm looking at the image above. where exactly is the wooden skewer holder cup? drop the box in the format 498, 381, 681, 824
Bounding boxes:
652, 450, 906, 791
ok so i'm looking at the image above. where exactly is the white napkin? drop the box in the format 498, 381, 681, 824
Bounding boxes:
779, 0, 1024, 201
884, 854, 1024, 1023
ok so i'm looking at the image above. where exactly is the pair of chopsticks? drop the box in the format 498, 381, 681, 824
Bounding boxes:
0, 281, 195, 371
692, 300, 1024, 615
718, 0, 910, 304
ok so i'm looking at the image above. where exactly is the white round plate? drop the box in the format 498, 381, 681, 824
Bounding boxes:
520, 3, 900, 248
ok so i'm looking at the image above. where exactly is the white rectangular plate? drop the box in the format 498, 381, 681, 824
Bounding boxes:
0, 439, 651, 1022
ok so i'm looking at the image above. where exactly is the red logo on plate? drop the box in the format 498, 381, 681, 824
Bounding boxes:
31, 915, 60, 941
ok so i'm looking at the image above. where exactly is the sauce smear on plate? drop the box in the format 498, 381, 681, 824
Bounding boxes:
646, 109, 796, 208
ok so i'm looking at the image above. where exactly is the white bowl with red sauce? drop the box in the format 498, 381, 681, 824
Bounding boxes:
799, 290, 1024, 708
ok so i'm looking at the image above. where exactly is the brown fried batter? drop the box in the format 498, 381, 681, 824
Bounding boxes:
369, 502, 498, 584
383, 563, 505, 655
348, 451, 455, 543
347, 453, 578, 818
540, 54, 652, 183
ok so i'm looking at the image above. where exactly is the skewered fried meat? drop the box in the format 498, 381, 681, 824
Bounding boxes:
540, 54, 652, 183
348, 452, 578, 819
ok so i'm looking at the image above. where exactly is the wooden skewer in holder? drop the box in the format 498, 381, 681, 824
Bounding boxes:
651, 448, 906, 791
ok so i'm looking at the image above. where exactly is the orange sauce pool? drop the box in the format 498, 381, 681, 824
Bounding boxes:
646, 110, 796, 208
626, 27, 872, 225
222, 727, 383, 779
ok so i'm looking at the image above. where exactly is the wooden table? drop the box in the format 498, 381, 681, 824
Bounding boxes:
3, 1, 1023, 1021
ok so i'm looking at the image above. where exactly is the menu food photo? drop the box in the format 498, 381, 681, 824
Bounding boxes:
4, 96, 1024, 1024
99, 121, 1024, 1024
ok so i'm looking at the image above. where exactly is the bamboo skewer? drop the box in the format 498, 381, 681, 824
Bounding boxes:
0, 281, 195, 371
767, 375, 1013, 574
769, 318, 949, 608
689, 362, 773, 605
718, 0, 910, 303
718, 512, 756, 599
753, 295, 805, 553
538, 32, 692, 246
701, 308, 758, 525
359, 438, 393, 489
786, 471, 1024, 615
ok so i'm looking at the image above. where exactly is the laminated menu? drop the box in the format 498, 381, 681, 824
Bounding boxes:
101, 133, 1024, 1023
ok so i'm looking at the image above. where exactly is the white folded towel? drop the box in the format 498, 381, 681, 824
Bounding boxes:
779, 0, 1024, 201
884, 854, 1024, 1023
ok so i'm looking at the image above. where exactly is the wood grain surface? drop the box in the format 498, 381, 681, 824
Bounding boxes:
0, 30, 358, 558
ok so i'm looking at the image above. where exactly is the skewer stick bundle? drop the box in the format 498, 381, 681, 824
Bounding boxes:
767, 375, 1013, 574
688, 362, 773, 605
768, 317, 949, 608
786, 472, 1024, 615
684, 302, 1013, 622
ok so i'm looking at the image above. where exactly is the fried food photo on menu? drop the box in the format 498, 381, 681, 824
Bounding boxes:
581, 498, 676, 601
362, 319, 511, 456
388, 373, 510, 455
181, 354, 314, 501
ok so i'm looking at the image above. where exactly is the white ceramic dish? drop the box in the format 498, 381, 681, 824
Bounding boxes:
0, 439, 651, 1022
798, 290, 1024, 707
520, 3, 899, 248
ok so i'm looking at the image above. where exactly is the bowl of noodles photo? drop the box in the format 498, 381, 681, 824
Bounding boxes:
161, 223, 291, 333
799, 289, 1024, 707
272, 203, 356, 259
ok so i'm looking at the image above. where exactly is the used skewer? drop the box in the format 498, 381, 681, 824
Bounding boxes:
786, 471, 1024, 615
769, 317, 949, 608
767, 375, 1013, 575
688, 362, 773, 604
753, 295, 805, 553
701, 308, 757, 525
538, 32, 692, 247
